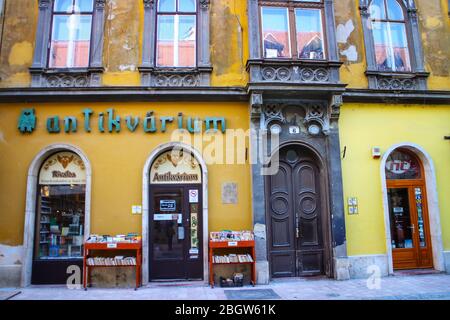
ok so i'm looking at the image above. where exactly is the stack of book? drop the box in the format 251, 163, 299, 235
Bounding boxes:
213, 254, 253, 264
210, 230, 254, 242
86, 256, 136, 266
86, 233, 141, 243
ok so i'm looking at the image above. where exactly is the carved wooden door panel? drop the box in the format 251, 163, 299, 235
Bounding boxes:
267, 147, 324, 278
294, 159, 324, 276
267, 160, 296, 277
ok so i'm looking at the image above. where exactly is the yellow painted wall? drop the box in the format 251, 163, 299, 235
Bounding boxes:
0, 102, 252, 246
340, 103, 450, 256
0, 0, 249, 88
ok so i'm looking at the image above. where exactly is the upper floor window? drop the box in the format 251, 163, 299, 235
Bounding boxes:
156, 0, 197, 67
260, 0, 326, 60
30, 0, 106, 87
49, 0, 94, 68
369, 0, 411, 72
140, 0, 211, 87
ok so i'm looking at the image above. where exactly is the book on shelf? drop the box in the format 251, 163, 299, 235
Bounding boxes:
86, 256, 137, 266
210, 230, 254, 242
213, 254, 253, 264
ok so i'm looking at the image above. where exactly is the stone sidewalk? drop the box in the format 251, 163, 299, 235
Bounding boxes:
2, 273, 450, 300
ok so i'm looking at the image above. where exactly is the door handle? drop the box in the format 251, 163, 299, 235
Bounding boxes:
296, 214, 301, 239
407, 225, 415, 232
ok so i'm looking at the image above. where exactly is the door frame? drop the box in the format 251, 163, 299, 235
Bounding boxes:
142, 142, 208, 285
265, 142, 333, 279
148, 184, 203, 280
381, 143, 445, 274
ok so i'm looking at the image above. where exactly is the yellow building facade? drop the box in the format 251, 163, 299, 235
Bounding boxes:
0, 0, 449, 287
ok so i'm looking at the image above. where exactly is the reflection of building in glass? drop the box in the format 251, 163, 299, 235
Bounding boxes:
298, 33, 324, 60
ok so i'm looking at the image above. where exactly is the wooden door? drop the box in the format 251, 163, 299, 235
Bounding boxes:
149, 185, 203, 280
266, 146, 325, 278
386, 149, 433, 270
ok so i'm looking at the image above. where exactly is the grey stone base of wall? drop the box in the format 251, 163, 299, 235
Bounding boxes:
348, 254, 389, 279
444, 251, 450, 274
333, 257, 350, 280
256, 260, 269, 285
0, 265, 22, 287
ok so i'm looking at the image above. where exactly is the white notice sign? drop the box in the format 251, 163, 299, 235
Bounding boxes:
189, 189, 199, 203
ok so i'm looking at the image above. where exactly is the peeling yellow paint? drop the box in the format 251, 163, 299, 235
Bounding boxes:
8, 41, 33, 66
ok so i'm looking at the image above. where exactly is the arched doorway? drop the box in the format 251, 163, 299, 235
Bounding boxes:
22, 144, 92, 286
385, 148, 433, 270
142, 143, 208, 283
265, 144, 331, 278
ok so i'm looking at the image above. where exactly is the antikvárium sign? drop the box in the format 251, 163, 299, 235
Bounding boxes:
17, 108, 226, 134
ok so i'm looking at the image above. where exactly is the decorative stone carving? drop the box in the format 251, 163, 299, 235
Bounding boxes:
261, 66, 331, 83
376, 76, 417, 90
44, 74, 91, 88
199, 0, 210, 9
153, 73, 200, 87
262, 102, 331, 136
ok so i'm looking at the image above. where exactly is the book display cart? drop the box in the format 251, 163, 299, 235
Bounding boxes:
208, 231, 256, 288
83, 240, 142, 290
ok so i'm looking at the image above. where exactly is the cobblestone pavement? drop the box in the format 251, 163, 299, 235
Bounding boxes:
3, 274, 450, 300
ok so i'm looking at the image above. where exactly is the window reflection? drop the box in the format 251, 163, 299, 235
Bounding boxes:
370, 0, 411, 72
261, 7, 291, 58
49, 0, 93, 68
295, 9, 325, 60
156, 1, 196, 67
388, 188, 414, 249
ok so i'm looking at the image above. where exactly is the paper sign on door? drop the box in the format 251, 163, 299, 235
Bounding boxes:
189, 190, 199, 203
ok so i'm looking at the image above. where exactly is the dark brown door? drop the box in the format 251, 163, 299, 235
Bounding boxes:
149, 185, 203, 280
266, 146, 325, 278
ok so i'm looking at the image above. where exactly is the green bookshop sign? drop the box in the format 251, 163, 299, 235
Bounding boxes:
17, 108, 226, 134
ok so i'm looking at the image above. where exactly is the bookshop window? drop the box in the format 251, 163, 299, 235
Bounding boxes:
35, 152, 86, 260
48, 0, 94, 68
156, 0, 197, 67
369, 0, 411, 72
260, 0, 326, 60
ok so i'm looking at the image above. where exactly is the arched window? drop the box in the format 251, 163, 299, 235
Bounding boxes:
370, 0, 410, 72
32, 151, 87, 284
359, 0, 428, 90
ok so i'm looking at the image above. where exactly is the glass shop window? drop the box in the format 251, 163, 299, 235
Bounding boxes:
156, 0, 197, 67
369, 0, 411, 72
35, 152, 86, 260
260, 1, 326, 60
48, 0, 94, 68
385, 149, 421, 180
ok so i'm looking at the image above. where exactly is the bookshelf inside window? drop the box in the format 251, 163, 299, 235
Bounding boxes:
209, 238, 256, 288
